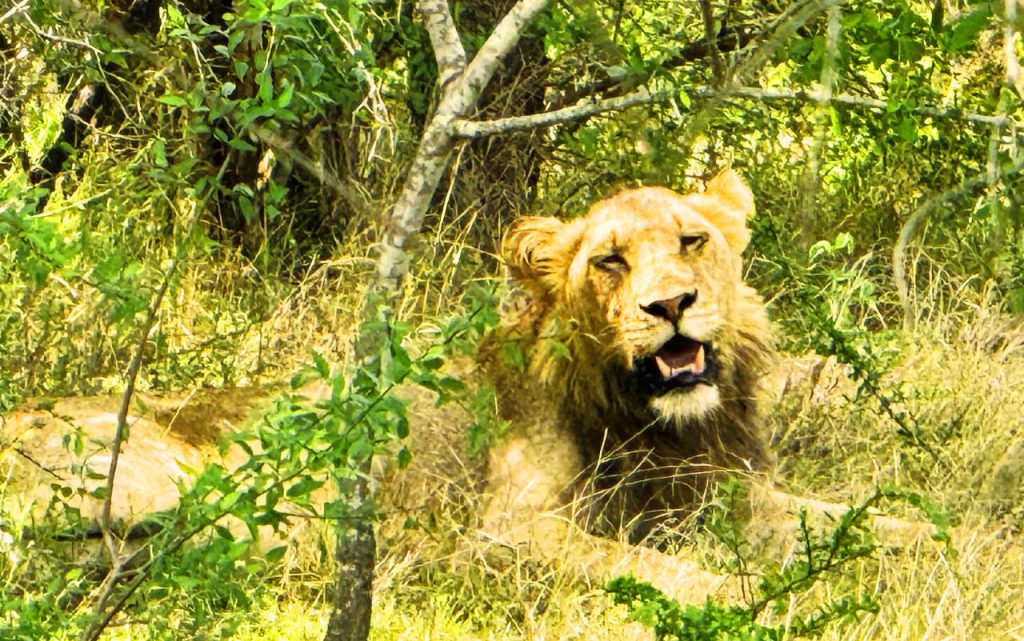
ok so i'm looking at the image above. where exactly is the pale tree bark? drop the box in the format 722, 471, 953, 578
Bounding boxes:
326, 2, 552, 641
375, 0, 551, 291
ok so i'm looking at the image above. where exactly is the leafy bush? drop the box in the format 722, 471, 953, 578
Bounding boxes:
607, 484, 951, 640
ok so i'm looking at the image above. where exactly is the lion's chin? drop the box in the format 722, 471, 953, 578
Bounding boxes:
649, 385, 721, 423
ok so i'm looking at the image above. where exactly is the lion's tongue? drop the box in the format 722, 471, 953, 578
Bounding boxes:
654, 339, 706, 380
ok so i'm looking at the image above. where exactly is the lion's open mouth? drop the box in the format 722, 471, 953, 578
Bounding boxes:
638, 335, 717, 393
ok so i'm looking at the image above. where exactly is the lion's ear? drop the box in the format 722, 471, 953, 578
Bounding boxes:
502, 216, 570, 284
699, 169, 755, 254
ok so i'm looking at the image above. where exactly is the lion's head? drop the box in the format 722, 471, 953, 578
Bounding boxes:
502, 169, 772, 442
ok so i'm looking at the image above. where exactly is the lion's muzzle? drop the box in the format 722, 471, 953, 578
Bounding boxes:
638, 335, 718, 396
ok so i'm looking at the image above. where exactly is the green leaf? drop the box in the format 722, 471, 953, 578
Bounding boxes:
152, 139, 168, 167
896, 115, 918, 142
258, 72, 274, 104
394, 415, 409, 439
157, 94, 188, 107
228, 137, 258, 152
291, 367, 320, 389
348, 437, 373, 462
310, 351, 329, 377
286, 476, 324, 498
396, 446, 412, 469
676, 88, 691, 110
277, 82, 295, 108
418, 352, 445, 372
550, 340, 572, 362
945, 7, 992, 53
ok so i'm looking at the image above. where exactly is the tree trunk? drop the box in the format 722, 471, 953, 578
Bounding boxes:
324, 479, 375, 641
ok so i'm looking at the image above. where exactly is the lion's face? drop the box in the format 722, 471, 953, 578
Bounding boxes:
503, 170, 759, 424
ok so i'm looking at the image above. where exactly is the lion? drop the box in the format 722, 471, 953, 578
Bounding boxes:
0, 169, 940, 606
478, 170, 946, 601
471, 169, 778, 596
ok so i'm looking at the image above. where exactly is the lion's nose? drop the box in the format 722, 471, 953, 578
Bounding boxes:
641, 291, 697, 323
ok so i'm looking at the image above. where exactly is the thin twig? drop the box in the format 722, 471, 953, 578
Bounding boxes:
12, 447, 66, 480
0, 0, 28, 24
81, 161, 224, 641
85, 254, 181, 641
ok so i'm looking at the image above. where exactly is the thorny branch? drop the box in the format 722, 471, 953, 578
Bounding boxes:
81, 163, 220, 641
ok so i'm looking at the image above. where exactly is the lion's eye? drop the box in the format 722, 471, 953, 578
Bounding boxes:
594, 253, 629, 272
681, 234, 708, 253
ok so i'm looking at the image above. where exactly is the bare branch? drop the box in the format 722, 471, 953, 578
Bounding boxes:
452, 84, 1016, 138
0, 0, 28, 24
452, 86, 664, 137
416, 0, 466, 88
698, 0, 724, 83
250, 125, 374, 219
